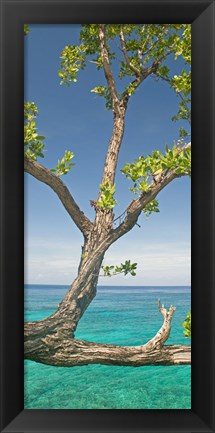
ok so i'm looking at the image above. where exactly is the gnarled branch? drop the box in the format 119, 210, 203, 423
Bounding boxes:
24, 300, 191, 366
24, 156, 93, 237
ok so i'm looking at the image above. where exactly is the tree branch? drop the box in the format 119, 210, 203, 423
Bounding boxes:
24, 157, 93, 237
98, 24, 120, 115
154, 72, 191, 126
120, 59, 159, 108
111, 142, 191, 242
119, 31, 175, 109
119, 27, 141, 77
24, 299, 191, 366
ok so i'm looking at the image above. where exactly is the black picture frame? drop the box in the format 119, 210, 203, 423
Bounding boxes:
0, 0, 214, 432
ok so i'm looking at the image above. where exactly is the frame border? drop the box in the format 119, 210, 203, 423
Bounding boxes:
1, 1, 215, 432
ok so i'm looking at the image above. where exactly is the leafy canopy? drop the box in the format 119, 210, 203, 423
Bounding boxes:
57, 24, 191, 215
25, 24, 191, 219
58, 24, 191, 109
24, 24, 191, 284
121, 143, 191, 191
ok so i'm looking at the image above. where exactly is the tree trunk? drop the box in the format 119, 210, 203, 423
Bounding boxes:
24, 144, 191, 367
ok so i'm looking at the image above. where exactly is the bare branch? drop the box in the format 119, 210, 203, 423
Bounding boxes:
119, 26, 161, 75
24, 157, 93, 237
119, 27, 141, 77
154, 72, 191, 126
120, 59, 159, 108
98, 24, 120, 115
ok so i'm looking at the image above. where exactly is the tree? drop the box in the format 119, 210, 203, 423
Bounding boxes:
24, 24, 191, 367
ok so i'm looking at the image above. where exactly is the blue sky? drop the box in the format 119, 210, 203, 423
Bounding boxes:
24, 25, 191, 286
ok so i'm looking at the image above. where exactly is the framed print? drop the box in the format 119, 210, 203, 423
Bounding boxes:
0, 0, 214, 432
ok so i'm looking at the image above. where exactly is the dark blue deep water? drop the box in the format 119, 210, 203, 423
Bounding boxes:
24, 285, 191, 409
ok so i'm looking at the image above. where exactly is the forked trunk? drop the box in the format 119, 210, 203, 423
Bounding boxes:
24, 30, 191, 366
24, 190, 191, 367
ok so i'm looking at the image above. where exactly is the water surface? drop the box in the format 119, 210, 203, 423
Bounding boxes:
24, 285, 191, 409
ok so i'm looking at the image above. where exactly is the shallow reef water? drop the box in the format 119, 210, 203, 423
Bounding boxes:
24, 285, 191, 409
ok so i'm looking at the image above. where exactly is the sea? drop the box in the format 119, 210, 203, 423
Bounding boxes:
24, 284, 191, 409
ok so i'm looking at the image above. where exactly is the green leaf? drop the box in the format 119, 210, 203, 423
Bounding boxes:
97, 181, 117, 211
24, 102, 45, 160
24, 25, 30, 36
182, 311, 191, 337
36, 136, 46, 140
51, 151, 75, 176
101, 261, 138, 277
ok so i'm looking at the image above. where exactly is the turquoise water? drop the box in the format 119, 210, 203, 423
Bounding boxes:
24, 285, 191, 409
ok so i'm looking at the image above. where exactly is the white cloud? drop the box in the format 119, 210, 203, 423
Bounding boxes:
25, 236, 191, 286
99, 240, 191, 286
24, 236, 81, 284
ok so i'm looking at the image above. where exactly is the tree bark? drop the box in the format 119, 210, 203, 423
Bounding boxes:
24, 299, 191, 366
24, 157, 93, 237
24, 144, 191, 367
25, 160, 190, 366
98, 24, 120, 116
25, 245, 105, 338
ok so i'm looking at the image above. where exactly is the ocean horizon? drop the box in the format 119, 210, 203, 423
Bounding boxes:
24, 284, 191, 409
